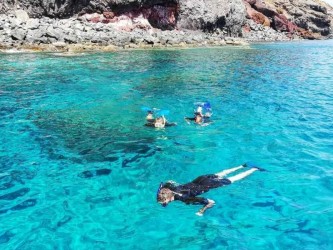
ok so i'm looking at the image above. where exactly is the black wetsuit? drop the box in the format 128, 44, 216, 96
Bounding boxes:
162, 174, 231, 206
145, 121, 176, 127
185, 116, 211, 124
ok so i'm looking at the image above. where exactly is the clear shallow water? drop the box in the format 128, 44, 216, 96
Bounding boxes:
0, 41, 333, 249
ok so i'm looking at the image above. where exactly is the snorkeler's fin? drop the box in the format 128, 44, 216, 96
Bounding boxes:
243, 162, 266, 171
254, 167, 266, 172
243, 162, 256, 168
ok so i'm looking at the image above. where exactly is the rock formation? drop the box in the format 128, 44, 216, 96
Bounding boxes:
0, 0, 247, 34
0, 0, 332, 51
243, 0, 333, 39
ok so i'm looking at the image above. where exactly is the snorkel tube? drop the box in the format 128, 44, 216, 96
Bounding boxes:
194, 102, 212, 117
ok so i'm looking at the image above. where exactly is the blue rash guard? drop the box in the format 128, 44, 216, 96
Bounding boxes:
162, 174, 231, 206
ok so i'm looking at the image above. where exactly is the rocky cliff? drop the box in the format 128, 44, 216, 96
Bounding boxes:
243, 0, 333, 39
0, 0, 332, 51
0, 0, 246, 34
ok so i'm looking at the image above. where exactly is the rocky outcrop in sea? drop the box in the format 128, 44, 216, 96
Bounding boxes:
0, 0, 332, 52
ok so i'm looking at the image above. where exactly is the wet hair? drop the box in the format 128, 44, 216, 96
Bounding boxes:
157, 188, 173, 206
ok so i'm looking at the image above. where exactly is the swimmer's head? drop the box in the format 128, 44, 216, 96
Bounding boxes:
157, 188, 174, 207
146, 111, 154, 120
194, 112, 203, 123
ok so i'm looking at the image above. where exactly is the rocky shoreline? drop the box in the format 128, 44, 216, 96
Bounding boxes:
0, 13, 293, 53
1, 0, 332, 53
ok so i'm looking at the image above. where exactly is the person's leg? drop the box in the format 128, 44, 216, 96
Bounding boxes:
215, 164, 246, 178
227, 168, 258, 183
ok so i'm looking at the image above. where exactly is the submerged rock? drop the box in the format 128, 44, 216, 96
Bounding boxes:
11, 198, 37, 211
0, 188, 30, 200
79, 168, 112, 178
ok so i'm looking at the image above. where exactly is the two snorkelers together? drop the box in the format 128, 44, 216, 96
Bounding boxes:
144, 101, 213, 128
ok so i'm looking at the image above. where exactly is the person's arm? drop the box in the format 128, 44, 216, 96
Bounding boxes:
196, 199, 215, 216
180, 196, 215, 216
184, 117, 195, 125
185, 117, 195, 121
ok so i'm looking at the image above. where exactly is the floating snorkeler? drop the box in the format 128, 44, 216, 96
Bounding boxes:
142, 107, 177, 128
157, 163, 265, 216
185, 102, 212, 126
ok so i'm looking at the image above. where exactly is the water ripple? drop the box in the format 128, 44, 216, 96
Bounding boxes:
1, 41, 333, 249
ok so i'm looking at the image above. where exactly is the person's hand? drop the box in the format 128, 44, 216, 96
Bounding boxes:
196, 207, 205, 216
196, 211, 204, 216
196, 200, 215, 216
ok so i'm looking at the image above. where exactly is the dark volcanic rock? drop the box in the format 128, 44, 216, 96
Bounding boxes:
176, 0, 246, 35
1, 0, 247, 37
0, 0, 332, 49
243, 0, 333, 38
79, 168, 112, 178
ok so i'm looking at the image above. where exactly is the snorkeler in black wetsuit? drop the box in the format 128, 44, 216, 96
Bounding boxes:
157, 163, 265, 216
144, 110, 177, 128
185, 104, 212, 125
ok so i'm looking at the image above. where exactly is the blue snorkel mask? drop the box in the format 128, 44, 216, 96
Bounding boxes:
194, 102, 212, 117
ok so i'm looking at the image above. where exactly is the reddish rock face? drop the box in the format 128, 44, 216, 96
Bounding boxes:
244, 2, 270, 26
273, 15, 288, 31
252, 12, 270, 26
242, 0, 324, 39
83, 4, 178, 31
243, 0, 332, 39
103, 11, 115, 19
143, 5, 177, 30
244, 0, 257, 5
253, 2, 277, 18
243, 24, 251, 32
273, 14, 297, 33
102, 19, 111, 24
90, 16, 100, 23
296, 27, 317, 40
108, 17, 118, 23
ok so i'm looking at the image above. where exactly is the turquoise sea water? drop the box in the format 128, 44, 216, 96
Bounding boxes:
0, 41, 333, 249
